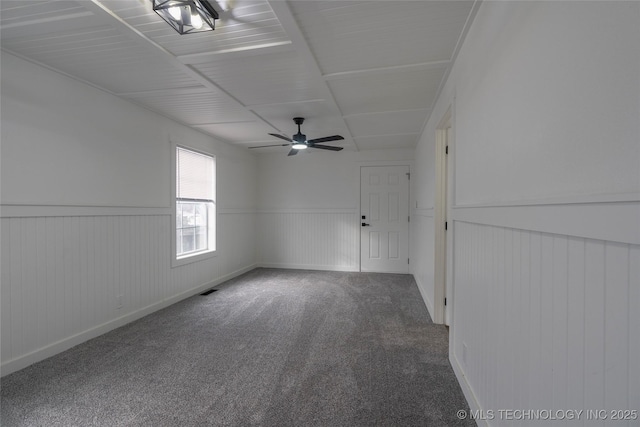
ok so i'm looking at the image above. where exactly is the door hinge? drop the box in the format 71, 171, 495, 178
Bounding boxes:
444, 298, 447, 306
406, 172, 410, 180
408, 258, 410, 264
408, 215, 410, 223
445, 221, 448, 230
445, 146, 449, 155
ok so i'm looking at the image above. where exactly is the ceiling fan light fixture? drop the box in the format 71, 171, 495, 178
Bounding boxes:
291, 130, 307, 149
153, 0, 218, 34
250, 117, 344, 156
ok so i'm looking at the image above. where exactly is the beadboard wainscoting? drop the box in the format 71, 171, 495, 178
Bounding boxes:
257, 209, 359, 272
0, 208, 257, 375
411, 208, 435, 315
449, 201, 640, 426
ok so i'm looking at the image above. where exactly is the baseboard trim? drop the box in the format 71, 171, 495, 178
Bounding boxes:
0, 264, 257, 377
413, 274, 435, 321
450, 349, 487, 427
258, 262, 358, 272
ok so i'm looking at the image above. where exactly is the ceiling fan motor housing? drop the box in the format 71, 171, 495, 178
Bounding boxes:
292, 118, 306, 143
254, 116, 344, 155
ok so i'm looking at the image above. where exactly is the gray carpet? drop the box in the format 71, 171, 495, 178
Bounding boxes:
1, 268, 474, 426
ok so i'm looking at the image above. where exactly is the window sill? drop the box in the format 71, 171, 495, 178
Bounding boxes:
171, 249, 217, 268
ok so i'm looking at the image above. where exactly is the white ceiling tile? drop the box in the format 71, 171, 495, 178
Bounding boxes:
1, 0, 475, 151
126, 88, 256, 125
2, 24, 199, 93
1, 1, 86, 27
355, 134, 418, 150
250, 100, 345, 134
290, 1, 474, 74
102, 0, 289, 57
193, 50, 322, 106
345, 109, 429, 137
194, 120, 274, 142
328, 67, 445, 116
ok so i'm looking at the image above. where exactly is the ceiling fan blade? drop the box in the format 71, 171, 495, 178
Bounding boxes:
311, 144, 343, 151
269, 133, 293, 142
307, 135, 344, 144
287, 148, 298, 156
249, 143, 290, 149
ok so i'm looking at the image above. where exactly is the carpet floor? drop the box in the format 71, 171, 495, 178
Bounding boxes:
1, 268, 474, 426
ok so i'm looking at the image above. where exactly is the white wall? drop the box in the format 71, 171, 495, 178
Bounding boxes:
412, 1, 640, 425
0, 52, 258, 375
257, 149, 413, 271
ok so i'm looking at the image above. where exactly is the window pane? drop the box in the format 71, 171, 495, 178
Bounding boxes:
195, 203, 207, 226
182, 227, 195, 254
175, 147, 215, 260
195, 226, 207, 251
183, 203, 195, 226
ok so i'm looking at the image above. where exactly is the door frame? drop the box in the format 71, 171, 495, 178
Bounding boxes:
357, 161, 413, 273
434, 107, 452, 324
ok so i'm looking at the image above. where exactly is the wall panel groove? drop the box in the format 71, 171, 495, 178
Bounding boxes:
257, 211, 359, 271
1, 211, 257, 375
452, 220, 639, 425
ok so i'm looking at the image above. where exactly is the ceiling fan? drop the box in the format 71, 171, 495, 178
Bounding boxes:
250, 117, 344, 156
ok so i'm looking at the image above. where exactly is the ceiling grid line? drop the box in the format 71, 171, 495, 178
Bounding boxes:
266, 0, 358, 151
2, 0, 478, 152
84, 0, 284, 137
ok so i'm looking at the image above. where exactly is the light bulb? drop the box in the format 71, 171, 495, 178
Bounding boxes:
168, 6, 181, 20
292, 143, 307, 150
191, 12, 203, 29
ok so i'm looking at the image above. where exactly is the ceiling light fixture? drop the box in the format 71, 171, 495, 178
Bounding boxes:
290, 117, 308, 149
291, 132, 307, 150
152, 0, 219, 34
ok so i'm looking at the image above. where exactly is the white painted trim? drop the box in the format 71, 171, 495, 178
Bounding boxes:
417, 0, 482, 139
0, 11, 94, 30
257, 208, 356, 214
1, 47, 118, 97
453, 192, 640, 209
0, 205, 171, 218
343, 108, 430, 119
176, 41, 293, 65
218, 209, 257, 215
0, 264, 258, 377
323, 60, 450, 81
452, 201, 640, 245
413, 274, 435, 320
413, 208, 434, 217
267, 0, 357, 149
0, 206, 254, 218
258, 263, 358, 272
117, 85, 208, 98
434, 108, 452, 325
355, 160, 414, 167
449, 350, 486, 427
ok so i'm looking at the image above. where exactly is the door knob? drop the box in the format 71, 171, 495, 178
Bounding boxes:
362, 223, 370, 226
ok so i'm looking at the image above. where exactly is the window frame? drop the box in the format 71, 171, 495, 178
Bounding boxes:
171, 142, 216, 268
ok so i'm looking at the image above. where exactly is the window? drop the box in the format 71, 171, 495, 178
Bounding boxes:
175, 146, 215, 261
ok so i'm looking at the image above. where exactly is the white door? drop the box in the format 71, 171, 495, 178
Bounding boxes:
360, 166, 410, 273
